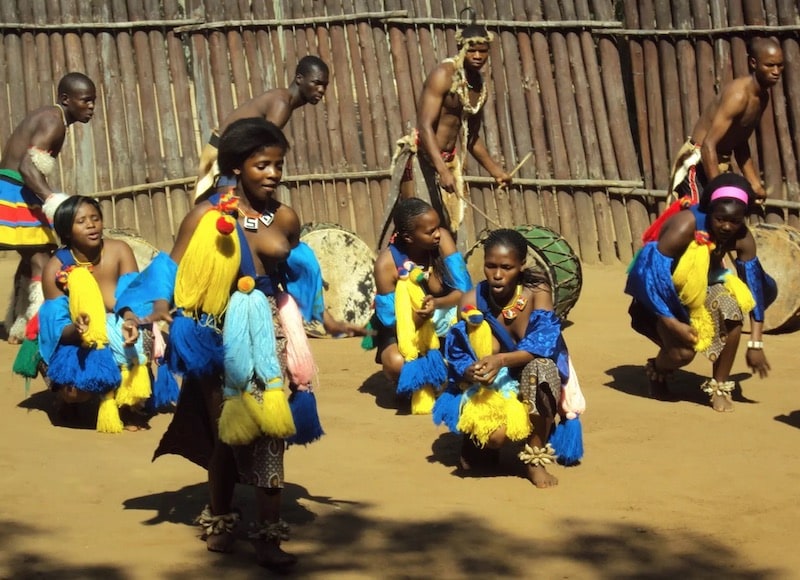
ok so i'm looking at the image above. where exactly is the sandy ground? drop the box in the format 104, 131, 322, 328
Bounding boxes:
1, 256, 799, 580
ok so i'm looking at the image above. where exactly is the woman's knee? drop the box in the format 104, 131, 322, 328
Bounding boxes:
665, 346, 695, 367
486, 426, 507, 449
381, 349, 404, 381
59, 386, 91, 404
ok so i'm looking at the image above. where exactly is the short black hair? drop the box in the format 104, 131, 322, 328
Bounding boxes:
53, 195, 102, 245
296, 55, 328, 78
698, 173, 756, 214
748, 37, 781, 60
57, 72, 95, 97
217, 118, 289, 175
482, 228, 549, 289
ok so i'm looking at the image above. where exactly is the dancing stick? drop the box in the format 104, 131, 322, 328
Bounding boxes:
498, 150, 534, 190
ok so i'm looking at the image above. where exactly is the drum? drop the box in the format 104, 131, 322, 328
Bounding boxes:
750, 223, 800, 333
300, 223, 376, 331
104, 229, 160, 271
466, 225, 583, 318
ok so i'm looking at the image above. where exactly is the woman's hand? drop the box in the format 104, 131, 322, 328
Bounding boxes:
74, 313, 90, 336
662, 317, 697, 347
746, 348, 770, 378
468, 354, 506, 385
122, 318, 140, 346
140, 300, 174, 325
413, 295, 435, 326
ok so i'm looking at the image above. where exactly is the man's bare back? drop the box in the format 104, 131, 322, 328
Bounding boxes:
218, 88, 294, 133
691, 38, 784, 198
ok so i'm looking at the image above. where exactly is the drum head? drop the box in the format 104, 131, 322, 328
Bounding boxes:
465, 225, 582, 318
751, 223, 800, 333
104, 229, 159, 271
300, 223, 376, 330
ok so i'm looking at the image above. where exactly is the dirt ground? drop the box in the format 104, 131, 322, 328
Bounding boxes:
1, 256, 799, 580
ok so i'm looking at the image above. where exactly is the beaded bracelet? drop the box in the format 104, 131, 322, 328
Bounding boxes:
747, 340, 763, 350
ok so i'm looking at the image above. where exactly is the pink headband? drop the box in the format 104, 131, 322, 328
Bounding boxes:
710, 186, 749, 205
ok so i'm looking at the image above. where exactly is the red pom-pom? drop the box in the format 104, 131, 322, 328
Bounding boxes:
216, 215, 235, 235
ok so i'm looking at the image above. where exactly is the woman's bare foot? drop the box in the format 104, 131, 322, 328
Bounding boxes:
459, 436, 499, 472
645, 358, 677, 401
711, 393, 734, 413
702, 379, 735, 413
120, 406, 152, 431
253, 539, 298, 570
196, 506, 239, 553
206, 530, 236, 553
525, 464, 559, 488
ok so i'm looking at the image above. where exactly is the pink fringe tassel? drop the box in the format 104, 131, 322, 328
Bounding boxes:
561, 356, 586, 419
277, 292, 316, 387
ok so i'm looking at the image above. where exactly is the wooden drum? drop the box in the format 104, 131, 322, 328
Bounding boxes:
466, 225, 583, 318
751, 223, 800, 333
300, 223, 376, 330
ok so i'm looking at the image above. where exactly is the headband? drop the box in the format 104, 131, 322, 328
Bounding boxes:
710, 186, 749, 205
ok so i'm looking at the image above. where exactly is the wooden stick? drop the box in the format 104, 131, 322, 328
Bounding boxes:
509, 150, 534, 179
174, 11, 408, 33
0, 19, 203, 31
601, 24, 800, 36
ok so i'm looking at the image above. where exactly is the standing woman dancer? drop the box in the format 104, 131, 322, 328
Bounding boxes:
125, 118, 319, 571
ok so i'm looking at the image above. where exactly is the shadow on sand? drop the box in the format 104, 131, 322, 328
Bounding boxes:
4, 493, 779, 579
357, 370, 411, 415
604, 364, 759, 407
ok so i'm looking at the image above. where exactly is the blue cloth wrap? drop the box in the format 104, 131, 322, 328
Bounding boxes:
625, 243, 687, 322
443, 252, 472, 292
39, 251, 141, 364
280, 241, 324, 324
734, 256, 777, 322
375, 293, 396, 327
432, 305, 456, 337
115, 252, 178, 318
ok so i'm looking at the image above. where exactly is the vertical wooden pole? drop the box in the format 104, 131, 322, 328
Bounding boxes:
95, 1, 134, 230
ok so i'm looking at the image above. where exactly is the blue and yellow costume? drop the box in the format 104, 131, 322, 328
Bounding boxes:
118, 192, 322, 486
435, 281, 570, 448
626, 205, 776, 359
372, 241, 471, 414
37, 248, 151, 433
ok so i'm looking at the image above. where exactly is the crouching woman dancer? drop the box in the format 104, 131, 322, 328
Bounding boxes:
37, 195, 149, 432
435, 228, 582, 488
123, 118, 318, 572
626, 173, 775, 411
371, 197, 471, 414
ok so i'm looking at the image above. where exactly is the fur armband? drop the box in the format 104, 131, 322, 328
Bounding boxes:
43, 192, 70, 222
29, 146, 56, 176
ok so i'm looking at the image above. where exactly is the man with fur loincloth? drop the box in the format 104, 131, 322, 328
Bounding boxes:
669, 37, 783, 204
387, 18, 511, 250
0, 72, 96, 344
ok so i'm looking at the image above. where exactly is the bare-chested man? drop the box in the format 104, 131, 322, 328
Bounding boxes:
0, 72, 96, 343
194, 56, 365, 338
194, 55, 329, 202
390, 20, 511, 249
670, 37, 784, 204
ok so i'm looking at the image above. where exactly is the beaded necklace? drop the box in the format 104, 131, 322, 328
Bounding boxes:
70, 245, 103, 267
